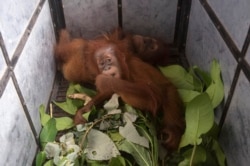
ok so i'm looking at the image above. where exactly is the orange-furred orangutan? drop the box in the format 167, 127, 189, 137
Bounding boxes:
54, 29, 185, 153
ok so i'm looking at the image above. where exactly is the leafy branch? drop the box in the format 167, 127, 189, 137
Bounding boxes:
36, 59, 226, 166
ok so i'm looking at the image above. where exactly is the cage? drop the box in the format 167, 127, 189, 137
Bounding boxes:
0, 0, 249, 165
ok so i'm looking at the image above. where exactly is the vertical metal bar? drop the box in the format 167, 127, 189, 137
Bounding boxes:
173, 0, 192, 52
48, 0, 66, 40
218, 65, 240, 133
117, 0, 123, 28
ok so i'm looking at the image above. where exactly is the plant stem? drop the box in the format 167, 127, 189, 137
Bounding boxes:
189, 143, 197, 166
78, 114, 114, 149
49, 103, 53, 118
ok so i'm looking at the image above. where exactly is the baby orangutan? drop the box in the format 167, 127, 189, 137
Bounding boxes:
54, 29, 185, 153
95, 45, 121, 78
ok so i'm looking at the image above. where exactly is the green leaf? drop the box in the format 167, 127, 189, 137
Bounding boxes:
67, 83, 77, 94
123, 158, 133, 166
35, 151, 46, 166
67, 84, 86, 108
124, 104, 137, 112
134, 111, 158, 165
40, 118, 58, 149
210, 60, 222, 81
73, 84, 96, 97
44, 142, 60, 158
109, 156, 126, 166
206, 83, 224, 109
55, 117, 74, 131
83, 111, 91, 121
104, 93, 120, 111
119, 121, 149, 148
53, 100, 77, 115
119, 140, 152, 166
88, 106, 106, 122
74, 158, 80, 166
85, 159, 107, 166
177, 89, 201, 105
79, 153, 87, 166
43, 160, 53, 166
188, 67, 204, 92
159, 65, 197, 90
53, 83, 84, 113
135, 124, 158, 166
206, 60, 224, 108
59, 132, 75, 145
85, 129, 120, 160
66, 149, 80, 163
211, 139, 226, 166
193, 66, 212, 88
123, 112, 137, 123
205, 123, 220, 139
179, 93, 214, 148
108, 132, 124, 143
55, 156, 69, 166
179, 146, 207, 166
39, 104, 51, 126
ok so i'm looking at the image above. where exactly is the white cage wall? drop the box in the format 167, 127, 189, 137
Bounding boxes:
0, 0, 249, 165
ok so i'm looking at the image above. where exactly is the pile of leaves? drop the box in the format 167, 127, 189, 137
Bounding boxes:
36, 59, 226, 166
